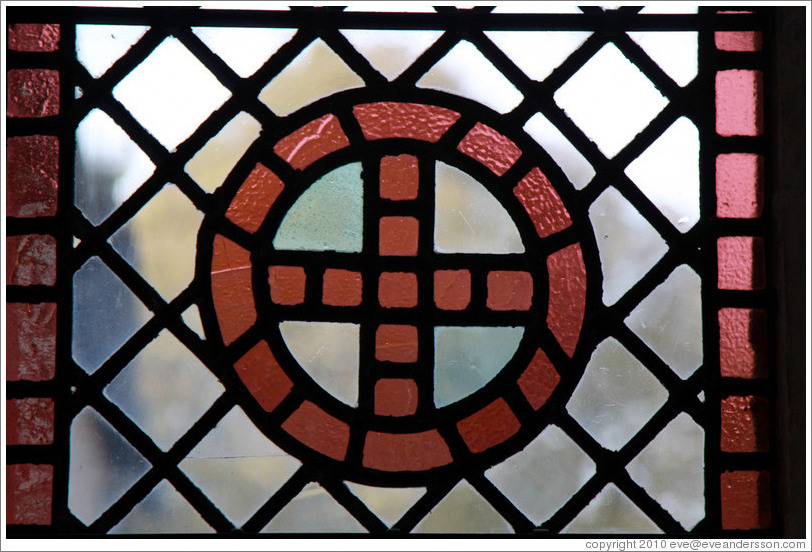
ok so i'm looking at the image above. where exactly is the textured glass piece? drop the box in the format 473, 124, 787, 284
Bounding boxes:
109, 480, 214, 534
374, 378, 418, 417
273, 162, 363, 252
76, 24, 148, 78
185, 112, 261, 193
6, 69, 59, 118
103, 330, 224, 451
210, 235, 255, 346
279, 321, 360, 407
268, 266, 306, 305
546, 244, 587, 357
6, 234, 56, 286
627, 413, 705, 530
72, 257, 151, 373
716, 153, 764, 218
434, 326, 523, 407
192, 27, 296, 78
457, 123, 523, 176
340, 30, 442, 81
628, 32, 698, 87
554, 43, 668, 158
113, 37, 231, 150
259, 38, 364, 116
721, 471, 772, 530
8, 23, 60, 52
524, 112, 595, 190
363, 430, 452, 472
589, 187, 669, 306
283, 402, 350, 462
69, 408, 151, 525
567, 338, 668, 450
434, 269, 471, 311
562, 484, 662, 534
180, 407, 302, 526
274, 114, 350, 170
457, 398, 521, 454
624, 117, 700, 232
345, 483, 425, 528
380, 154, 419, 200
486, 271, 533, 311
354, 102, 460, 143
379, 216, 419, 257
514, 167, 571, 238
486, 425, 595, 524
7, 398, 55, 446
717, 236, 765, 290
715, 70, 763, 137
110, 184, 201, 301
181, 304, 205, 340
719, 308, 768, 379
485, 31, 591, 81
6, 464, 54, 526
434, 162, 524, 254
715, 31, 763, 52
417, 40, 523, 114
721, 395, 770, 453
5, 302, 56, 382
226, 164, 285, 233
322, 268, 363, 307
412, 481, 512, 534
261, 483, 366, 533
6, 135, 59, 217
75, 109, 155, 225
625, 265, 703, 380
379, 272, 418, 308
375, 324, 418, 363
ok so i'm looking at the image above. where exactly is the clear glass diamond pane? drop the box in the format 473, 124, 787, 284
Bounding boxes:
554, 43, 668, 158
76, 24, 148, 78
192, 26, 297, 78
109, 480, 214, 534
628, 32, 698, 87
110, 183, 202, 301
562, 484, 662, 533
340, 30, 442, 81
412, 481, 512, 533
261, 483, 366, 533
345, 483, 426, 528
567, 338, 668, 450
113, 37, 231, 150
103, 330, 224, 451
485, 31, 592, 82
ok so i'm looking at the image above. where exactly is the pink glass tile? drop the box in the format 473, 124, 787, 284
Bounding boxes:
226, 163, 284, 233
6, 302, 56, 382
718, 308, 768, 379
546, 244, 586, 357
716, 70, 763, 137
8, 24, 61, 52
717, 236, 765, 290
716, 153, 764, 218
273, 114, 350, 170
354, 102, 460, 143
6, 135, 59, 218
457, 122, 522, 177
721, 395, 769, 453
7, 69, 60, 118
514, 167, 571, 238
721, 470, 771, 530
715, 31, 763, 52
6, 234, 57, 286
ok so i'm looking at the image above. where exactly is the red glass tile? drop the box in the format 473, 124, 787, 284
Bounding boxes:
721, 471, 771, 530
226, 163, 284, 233
363, 429, 452, 471
716, 153, 764, 218
719, 308, 768, 379
8, 24, 61, 52
234, 340, 293, 413
7, 69, 60, 118
6, 302, 56, 382
487, 270, 533, 311
717, 236, 765, 290
273, 114, 350, 170
457, 122, 522, 177
7, 136, 59, 218
517, 349, 560, 410
379, 216, 419, 256
353, 102, 460, 143
268, 266, 306, 305
379, 272, 418, 308
721, 395, 769, 453
715, 31, 763, 52
322, 268, 363, 307
210, 235, 255, 346
380, 154, 419, 200
281, 401, 350, 461
374, 379, 418, 417
434, 269, 471, 311
514, 167, 572, 238
457, 398, 521, 454
716, 70, 763, 137
375, 324, 418, 363
6, 398, 55, 446
547, 244, 587, 357
6, 464, 53, 525
6, 234, 57, 286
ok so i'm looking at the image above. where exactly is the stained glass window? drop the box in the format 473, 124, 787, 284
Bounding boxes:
4, 3, 807, 542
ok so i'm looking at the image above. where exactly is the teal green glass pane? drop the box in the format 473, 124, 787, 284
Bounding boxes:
273, 162, 363, 252
434, 326, 524, 407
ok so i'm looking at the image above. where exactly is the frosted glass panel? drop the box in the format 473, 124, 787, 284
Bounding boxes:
340, 30, 442, 81
345, 483, 425, 528
110, 480, 214, 534
562, 484, 661, 534
76, 24, 148, 78
192, 27, 297, 78
274, 162, 363, 252
261, 483, 366, 533
413, 481, 511, 533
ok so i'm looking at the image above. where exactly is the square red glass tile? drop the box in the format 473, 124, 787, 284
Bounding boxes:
716, 70, 763, 137
6, 464, 54, 525
717, 236, 765, 290
716, 153, 764, 218
6, 398, 55, 446
6, 135, 59, 218
268, 266, 306, 305
380, 154, 419, 200
718, 308, 768, 379
721, 395, 769, 453
6, 234, 57, 286
721, 471, 771, 530
8, 23, 61, 52
7, 69, 60, 118
6, 302, 56, 382
434, 269, 471, 311
715, 31, 763, 52
322, 268, 363, 307
457, 398, 521, 454
379, 216, 419, 256
375, 324, 418, 363
487, 270, 533, 311
374, 379, 418, 417
379, 272, 418, 308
